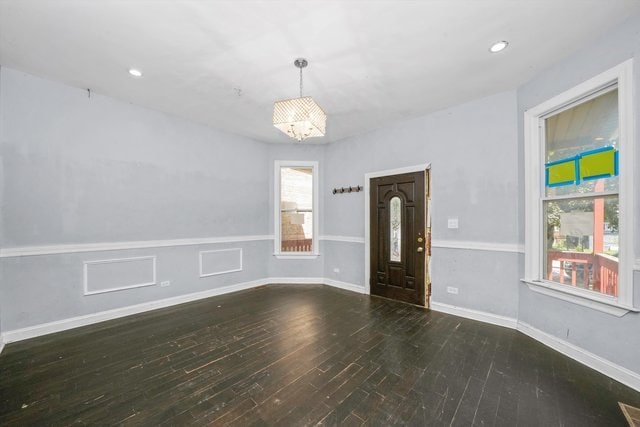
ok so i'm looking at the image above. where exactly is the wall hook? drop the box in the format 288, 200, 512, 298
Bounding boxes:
332, 185, 363, 195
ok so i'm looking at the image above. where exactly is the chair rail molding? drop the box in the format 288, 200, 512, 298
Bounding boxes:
432, 240, 524, 253
0, 235, 274, 258
319, 235, 365, 244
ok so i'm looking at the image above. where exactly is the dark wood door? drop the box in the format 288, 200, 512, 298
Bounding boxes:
370, 170, 429, 306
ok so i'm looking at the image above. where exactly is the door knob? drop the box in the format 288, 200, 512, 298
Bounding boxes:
417, 247, 424, 253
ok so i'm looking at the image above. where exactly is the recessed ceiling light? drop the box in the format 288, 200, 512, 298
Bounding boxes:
489, 41, 509, 53
595, 137, 605, 141
128, 68, 143, 77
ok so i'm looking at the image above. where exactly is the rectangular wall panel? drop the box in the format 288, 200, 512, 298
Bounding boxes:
199, 248, 243, 278
84, 256, 157, 295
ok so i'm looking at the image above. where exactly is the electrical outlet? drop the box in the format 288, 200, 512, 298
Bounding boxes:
447, 217, 459, 229
446, 286, 459, 294
160, 281, 171, 287
333, 268, 340, 274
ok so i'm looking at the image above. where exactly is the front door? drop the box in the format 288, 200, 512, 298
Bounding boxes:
370, 170, 430, 306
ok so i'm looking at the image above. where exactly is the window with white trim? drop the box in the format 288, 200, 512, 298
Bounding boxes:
524, 60, 636, 313
274, 161, 319, 257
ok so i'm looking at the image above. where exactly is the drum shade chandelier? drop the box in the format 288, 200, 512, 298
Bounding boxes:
273, 58, 327, 141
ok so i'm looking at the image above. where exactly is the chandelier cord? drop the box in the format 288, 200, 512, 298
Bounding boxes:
299, 66, 303, 98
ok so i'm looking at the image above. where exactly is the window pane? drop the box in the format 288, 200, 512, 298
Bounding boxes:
545, 88, 619, 197
389, 196, 402, 262
280, 167, 313, 252
544, 196, 618, 296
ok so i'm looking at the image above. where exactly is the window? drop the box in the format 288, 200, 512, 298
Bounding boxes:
274, 161, 318, 257
544, 88, 619, 296
524, 60, 636, 314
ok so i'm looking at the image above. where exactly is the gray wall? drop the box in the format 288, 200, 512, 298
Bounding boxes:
322, 90, 521, 318
1, 68, 270, 246
516, 12, 640, 374
1, 241, 270, 330
1, 241, 272, 330
0, 68, 272, 331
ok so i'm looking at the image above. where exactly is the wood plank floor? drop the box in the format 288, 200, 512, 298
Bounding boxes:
1, 284, 639, 426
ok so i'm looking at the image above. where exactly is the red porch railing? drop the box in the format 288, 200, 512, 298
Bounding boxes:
596, 253, 619, 296
546, 250, 618, 296
282, 239, 313, 252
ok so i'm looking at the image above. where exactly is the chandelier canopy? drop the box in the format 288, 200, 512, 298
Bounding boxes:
273, 58, 326, 141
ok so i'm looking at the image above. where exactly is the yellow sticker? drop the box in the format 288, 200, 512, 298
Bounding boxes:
547, 159, 577, 186
579, 148, 617, 180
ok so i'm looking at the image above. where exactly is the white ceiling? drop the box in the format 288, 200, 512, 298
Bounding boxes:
1, 1, 638, 144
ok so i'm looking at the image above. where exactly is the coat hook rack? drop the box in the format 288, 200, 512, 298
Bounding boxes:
332, 185, 363, 194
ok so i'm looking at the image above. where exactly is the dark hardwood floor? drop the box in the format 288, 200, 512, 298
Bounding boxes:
1, 284, 638, 426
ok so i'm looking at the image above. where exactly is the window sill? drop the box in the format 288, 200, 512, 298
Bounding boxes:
520, 279, 639, 317
273, 253, 320, 260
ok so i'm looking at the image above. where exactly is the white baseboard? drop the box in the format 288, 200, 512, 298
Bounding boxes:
430, 301, 518, 329
261, 277, 366, 294
1, 277, 364, 344
268, 277, 325, 284
517, 321, 640, 392
323, 279, 366, 294
0, 335, 5, 355
2, 278, 270, 343
430, 302, 640, 392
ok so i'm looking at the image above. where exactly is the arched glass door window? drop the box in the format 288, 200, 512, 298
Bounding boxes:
390, 196, 402, 262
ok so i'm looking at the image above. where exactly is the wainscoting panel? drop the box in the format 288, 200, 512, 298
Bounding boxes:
84, 256, 157, 296
199, 248, 243, 278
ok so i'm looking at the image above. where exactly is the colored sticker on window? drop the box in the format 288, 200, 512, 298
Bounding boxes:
546, 158, 578, 187
545, 146, 618, 187
579, 146, 618, 181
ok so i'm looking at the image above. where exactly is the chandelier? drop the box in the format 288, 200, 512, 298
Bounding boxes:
273, 58, 327, 141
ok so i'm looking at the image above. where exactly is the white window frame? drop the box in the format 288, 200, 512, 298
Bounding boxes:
273, 160, 319, 259
523, 59, 637, 316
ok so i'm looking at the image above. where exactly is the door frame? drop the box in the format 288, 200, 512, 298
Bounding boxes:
364, 163, 431, 296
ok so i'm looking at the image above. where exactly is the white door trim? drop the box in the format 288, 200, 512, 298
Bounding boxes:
364, 163, 431, 296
